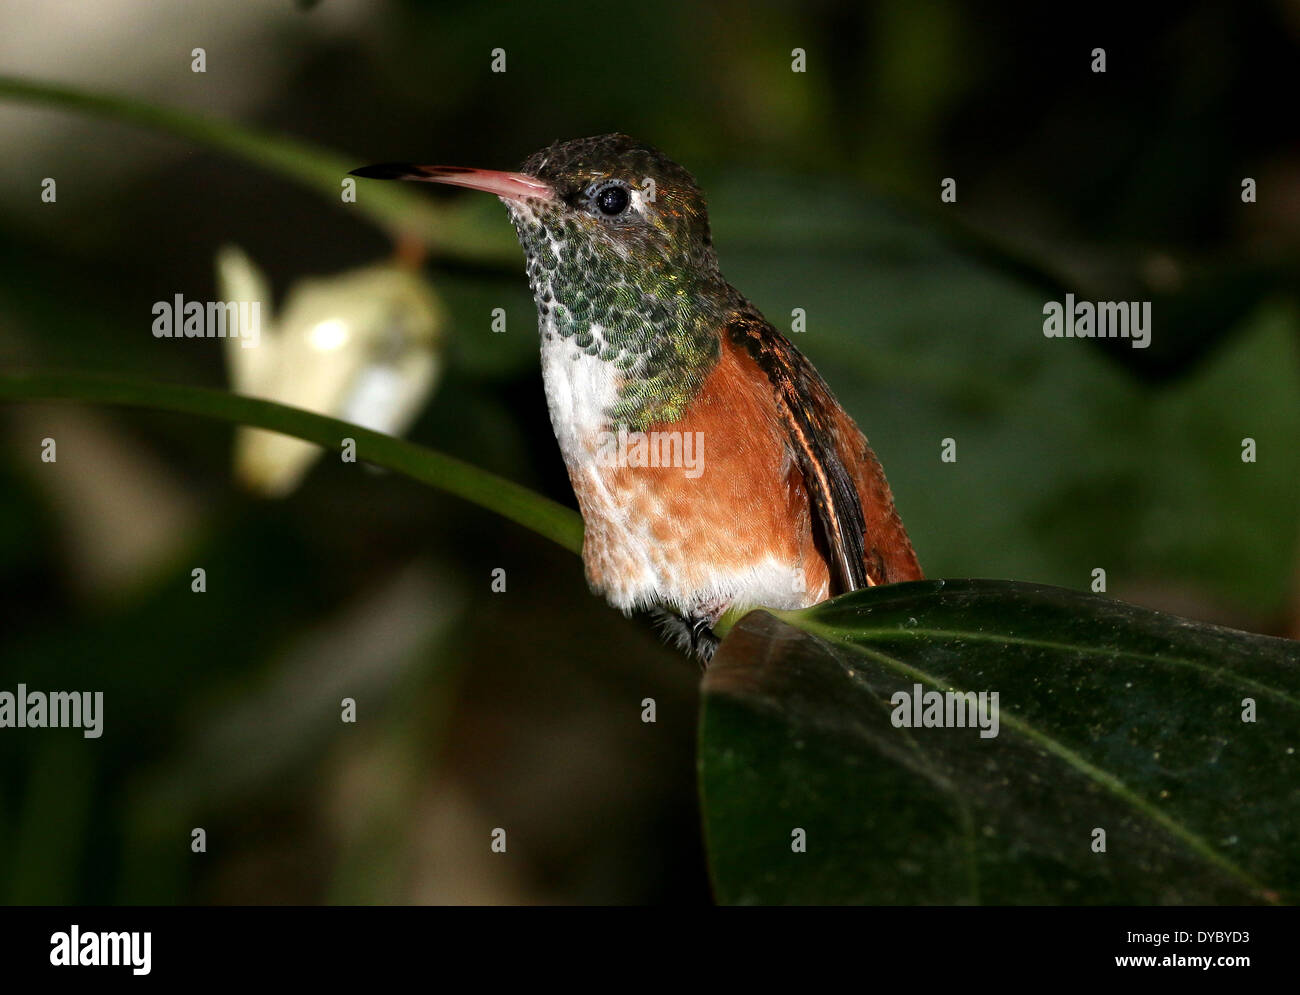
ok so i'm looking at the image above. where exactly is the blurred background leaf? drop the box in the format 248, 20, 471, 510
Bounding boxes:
0, 74, 516, 261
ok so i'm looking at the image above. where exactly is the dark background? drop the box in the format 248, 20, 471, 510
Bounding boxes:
0, 0, 1297, 903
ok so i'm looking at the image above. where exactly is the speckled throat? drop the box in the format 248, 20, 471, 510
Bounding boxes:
507, 202, 735, 430
498, 130, 751, 433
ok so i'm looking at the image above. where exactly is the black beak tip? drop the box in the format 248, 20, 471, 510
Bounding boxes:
350, 163, 419, 180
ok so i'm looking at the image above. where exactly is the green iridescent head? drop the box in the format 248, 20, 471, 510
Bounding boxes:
512, 133, 719, 279
352, 135, 737, 426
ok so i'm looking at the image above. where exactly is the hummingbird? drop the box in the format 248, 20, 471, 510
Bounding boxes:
353, 134, 922, 661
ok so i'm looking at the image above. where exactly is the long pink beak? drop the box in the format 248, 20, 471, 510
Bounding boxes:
350, 163, 554, 203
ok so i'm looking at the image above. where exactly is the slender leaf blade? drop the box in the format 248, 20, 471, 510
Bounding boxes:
0, 370, 582, 555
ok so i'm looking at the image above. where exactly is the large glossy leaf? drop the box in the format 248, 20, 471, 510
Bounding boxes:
700, 579, 1300, 905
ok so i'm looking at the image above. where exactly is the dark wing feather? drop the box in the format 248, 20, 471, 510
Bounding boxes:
726, 312, 870, 593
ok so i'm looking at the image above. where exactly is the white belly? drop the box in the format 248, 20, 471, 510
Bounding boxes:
539, 325, 663, 607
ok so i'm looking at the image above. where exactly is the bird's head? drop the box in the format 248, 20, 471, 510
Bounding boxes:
355, 133, 718, 276
353, 135, 732, 425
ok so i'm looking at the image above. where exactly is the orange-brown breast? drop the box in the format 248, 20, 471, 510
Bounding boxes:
573, 334, 831, 607
569, 332, 920, 611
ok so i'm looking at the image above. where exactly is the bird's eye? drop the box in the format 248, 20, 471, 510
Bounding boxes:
593, 182, 631, 217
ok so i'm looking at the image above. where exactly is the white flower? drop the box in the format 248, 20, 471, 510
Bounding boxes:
218, 245, 444, 497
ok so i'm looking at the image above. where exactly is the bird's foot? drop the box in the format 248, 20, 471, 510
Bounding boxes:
650, 598, 728, 667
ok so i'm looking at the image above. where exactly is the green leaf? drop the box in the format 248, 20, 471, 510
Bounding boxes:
700, 579, 1300, 904
0, 370, 581, 555
0, 75, 518, 264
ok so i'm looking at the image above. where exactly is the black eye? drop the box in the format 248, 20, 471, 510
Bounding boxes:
594, 183, 630, 217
